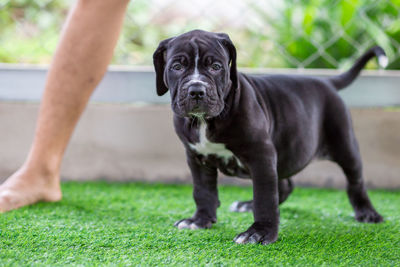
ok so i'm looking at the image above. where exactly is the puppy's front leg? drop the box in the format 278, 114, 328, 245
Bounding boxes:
174, 151, 219, 230
234, 143, 279, 245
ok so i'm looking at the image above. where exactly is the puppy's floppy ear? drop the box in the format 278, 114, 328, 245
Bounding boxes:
153, 38, 173, 96
217, 33, 238, 90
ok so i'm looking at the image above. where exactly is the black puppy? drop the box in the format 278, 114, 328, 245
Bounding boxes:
153, 30, 385, 245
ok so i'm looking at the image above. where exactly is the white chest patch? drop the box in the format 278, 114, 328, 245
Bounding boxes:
189, 123, 238, 164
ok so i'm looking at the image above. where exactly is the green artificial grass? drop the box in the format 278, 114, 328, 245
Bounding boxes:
1, 182, 399, 266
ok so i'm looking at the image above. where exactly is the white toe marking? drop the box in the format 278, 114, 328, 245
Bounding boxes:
378, 55, 388, 68
229, 201, 240, 212
235, 235, 247, 244
189, 223, 199, 230
238, 205, 249, 212
177, 220, 190, 229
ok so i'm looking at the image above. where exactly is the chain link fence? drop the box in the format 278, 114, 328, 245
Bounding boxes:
1, 0, 399, 69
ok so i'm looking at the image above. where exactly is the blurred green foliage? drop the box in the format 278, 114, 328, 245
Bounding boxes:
248, 0, 400, 69
0, 0, 70, 63
0, 0, 399, 69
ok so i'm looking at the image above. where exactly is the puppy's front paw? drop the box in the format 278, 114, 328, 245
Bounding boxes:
174, 217, 213, 230
355, 208, 383, 223
233, 222, 278, 245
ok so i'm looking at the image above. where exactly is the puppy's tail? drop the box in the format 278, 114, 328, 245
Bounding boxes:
329, 46, 387, 91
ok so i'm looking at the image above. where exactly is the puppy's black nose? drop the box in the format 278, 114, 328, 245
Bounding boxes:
188, 84, 206, 100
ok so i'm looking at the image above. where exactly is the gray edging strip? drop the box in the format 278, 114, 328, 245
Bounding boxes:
0, 64, 399, 107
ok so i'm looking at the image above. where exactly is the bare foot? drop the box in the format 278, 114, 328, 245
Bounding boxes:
0, 167, 62, 212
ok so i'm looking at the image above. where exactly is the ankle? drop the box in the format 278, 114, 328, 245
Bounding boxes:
18, 162, 60, 186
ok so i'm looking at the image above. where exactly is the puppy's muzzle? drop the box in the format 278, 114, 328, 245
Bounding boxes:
188, 83, 206, 101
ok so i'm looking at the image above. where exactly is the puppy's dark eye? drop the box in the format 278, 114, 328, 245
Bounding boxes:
211, 63, 222, 71
172, 63, 184, 71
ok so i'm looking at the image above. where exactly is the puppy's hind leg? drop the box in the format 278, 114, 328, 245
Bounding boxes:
229, 178, 294, 212
337, 150, 382, 223
277, 178, 294, 204
326, 108, 383, 223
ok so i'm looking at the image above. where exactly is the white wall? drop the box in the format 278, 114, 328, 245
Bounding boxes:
1, 102, 399, 188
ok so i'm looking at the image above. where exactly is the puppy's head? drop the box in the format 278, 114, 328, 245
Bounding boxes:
153, 30, 237, 119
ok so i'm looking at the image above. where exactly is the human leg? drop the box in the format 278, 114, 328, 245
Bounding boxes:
0, 0, 130, 212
